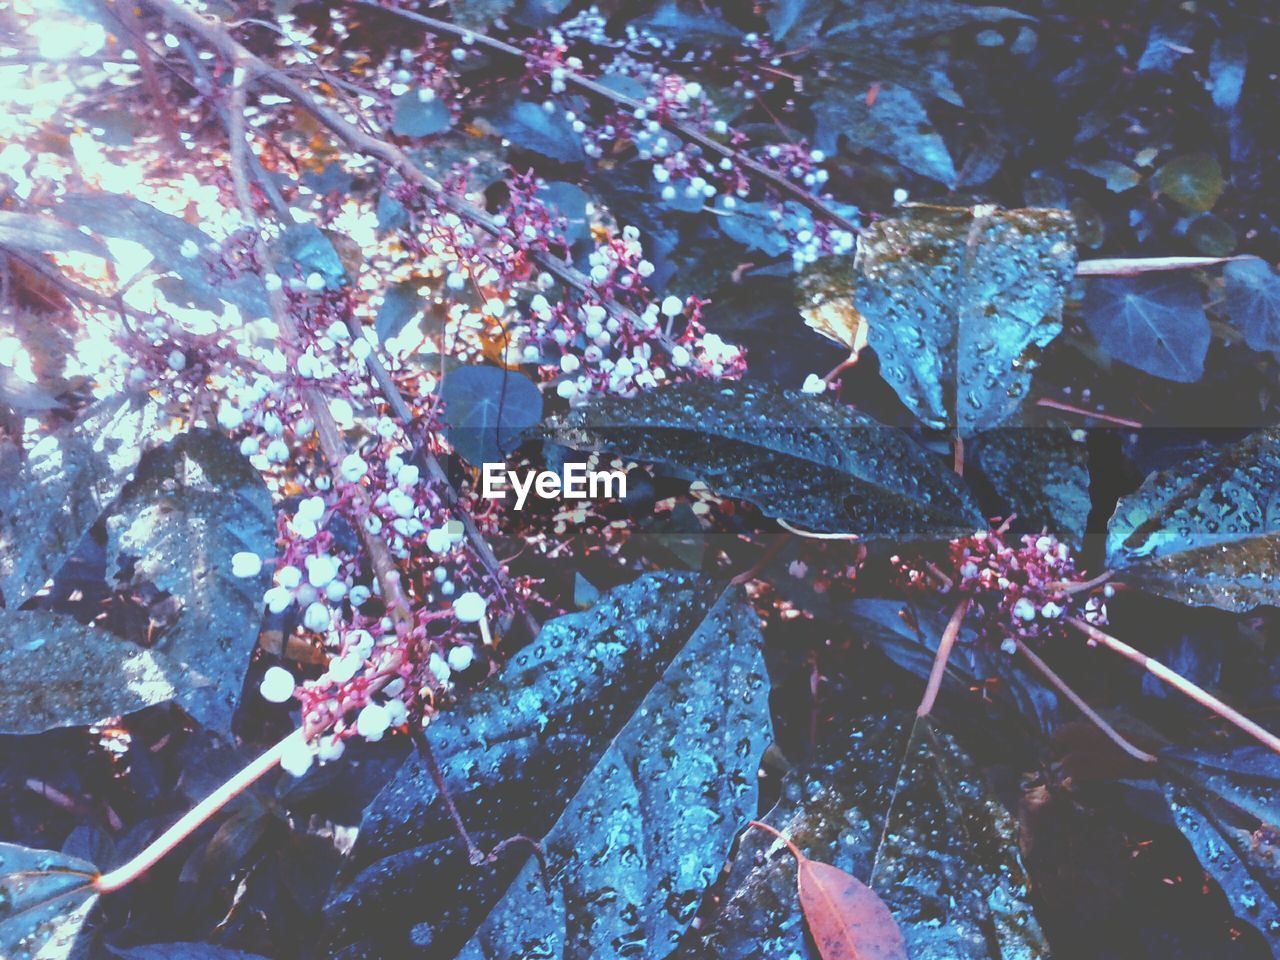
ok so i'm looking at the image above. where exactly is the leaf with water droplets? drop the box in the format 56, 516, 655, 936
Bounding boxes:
0, 394, 158, 608
0, 841, 98, 960
1081, 274, 1210, 383
797, 256, 868, 355
326, 573, 772, 959
854, 206, 1077, 435
683, 715, 1048, 959
0, 610, 188, 734
544, 379, 982, 539
1106, 428, 1280, 612
102, 430, 276, 732
972, 428, 1091, 549
1163, 747, 1280, 950
1224, 259, 1280, 355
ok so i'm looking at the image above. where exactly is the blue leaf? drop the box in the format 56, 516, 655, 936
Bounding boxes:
536, 181, 590, 245
492, 101, 585, 163
376, 282, 423, 342
391, 89, 452, 138
441, 365, 544, 465
276, 225, 349, 289
1224, 259, 1280, 355
716, 199, 813, 257
1082, 274, 1209, 383
813, 83, 956, 185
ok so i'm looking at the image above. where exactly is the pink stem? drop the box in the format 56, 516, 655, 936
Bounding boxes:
917, 598, 971, 718
1067, 616, 1280, 756
1036, 398, 1144, 429
1076, 254, 1259, 276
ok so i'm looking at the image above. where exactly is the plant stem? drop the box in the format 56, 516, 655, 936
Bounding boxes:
1076, 254, 1259, 276
746, 819, 805, 863
1035, 398, 1143, 429
95, 730, 304, 893
409, 722, 485, 865
1015, 640, 1156, 764
1067, 616, 1280, 756
917, 597, 971, 718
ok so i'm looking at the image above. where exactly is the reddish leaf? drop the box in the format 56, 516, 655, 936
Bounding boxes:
798, 858, 907, 960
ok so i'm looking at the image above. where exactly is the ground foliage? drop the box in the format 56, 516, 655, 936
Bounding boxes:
1, 0, 1280, 959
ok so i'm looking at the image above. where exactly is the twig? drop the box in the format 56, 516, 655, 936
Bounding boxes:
776, 518, 860, 540
344, 1, 859, 235
1015, 639, 1156, 764
1036, 398, 1143, 429
917, 597, 971, 717
1076, 254, 1260, 276
1048, 569, 1115, 597
95, 730, 304, 893
408, 721, 484, 865
746, 819, 805, 862
730, 533, 794, 585
1067, 616, 1280, 756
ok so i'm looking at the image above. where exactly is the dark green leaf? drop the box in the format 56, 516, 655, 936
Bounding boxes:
1072, 159, 1143, 193
274, 225, 348, 290
813, 83, 956, 185
1082, 274, 1209, 383
0, 394, 157, 607
391, 89, 453, 138
57, 193, 268, 317
0, 610, 187, 733
326, 574, 768, 959
102, 430, 276, 731
1107, 428, 1280, 612
855, 206, 1077, 434
458, 586, 768, 959
0, 211, 112, 259
1153, 153, 1226, 214
1164, 747, 1280, 950
375, 282, 423, 342
441, 365, 543, 466
490, 101, 585, 163
535, 181, 590, 246
1224, 259, 1280, 355
684, 715, 1048, 959
972, 428, 1091, 548
544, 379, 982, 538
0, 842, 98, 960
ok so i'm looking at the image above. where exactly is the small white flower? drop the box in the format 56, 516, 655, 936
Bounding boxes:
660, 295, 684, 317
349, 585, 372, 607
1012, 597, 1037, 622
317, 735, 346, 763
556, 380, 579, 401
277, 565, 302, 589
330, 397, 354, 429
396, 464, 420, 488
560, 353, 581, 374
216, 402, 243, 431
670, 344, 691, 367
426, 526, 451, 554
180, 239, 200, 258
306, 554, 341, 588
387, 488, 416, 519
280, 736, 314, 777
264, 273, 282, 292
1040, 601, 1063, 619
239, 437, 259, 457
303, 601, 331, 632
429, 652, 452, 685
291, 517, 318, 540
297, 496, 326, 523
801, 374, 826, 394
325, 580, 348, 602
1000, 637, 1018, 655
231, 551, 262, 578
340, 453, 367, 484
326, 653, 362, 684
384, 699, 409, 726
453, 591, 487, 623
447, 644, 476, 672
259, 666, 296, 703
264, 586, 293, 614
167, 350, 186, 371
305, 272, 325, 292
356, 702, 391, 740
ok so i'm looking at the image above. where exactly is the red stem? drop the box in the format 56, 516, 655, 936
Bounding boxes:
1067, 616, 1280, 756
917, 598, 971, 718
746, 819, 805, 863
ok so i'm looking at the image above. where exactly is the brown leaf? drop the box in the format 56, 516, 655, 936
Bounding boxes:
798, 858, 907, 960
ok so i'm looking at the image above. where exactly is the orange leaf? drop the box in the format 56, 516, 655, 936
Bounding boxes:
798, 858, 907, 960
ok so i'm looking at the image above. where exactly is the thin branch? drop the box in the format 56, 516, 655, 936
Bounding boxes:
408, 722, 485, 865
344, 1, 859, 235
1076, 254, 1260, 276
1036, 398, 1144, 428
1067, 616, 1280, 757
1015, 639, 1156, 764
917, 597, 971, 717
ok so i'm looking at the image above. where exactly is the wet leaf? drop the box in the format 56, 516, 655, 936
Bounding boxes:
972, 428, 1091, 548
56, 193, 268, 317
0, 610, 186, 733
798, 859, 906, 960
106, 944, 272, 959
391, 89, 453, 138
813, 83, 956, 185
0, 211, 112, 259
1224, 259, 1280, 354
544, 379, 983, 539
490, 101, 585, 163
1107, 428, 1280, 612
0, 394, 158, 607
685, 715, 1048, 959
0, 841, 98, 960
102, 430, 276, 731
1164, 747, 1280, 950
536, 181, 590, 247
1209, 37, 1248, 113
797, 256, 868, 355
1081, 274, 1210, 383
1153, 153, 1226, 213
326, 573, 770, 960
853, 206, 1077, 434
274, 225, 349, 290
441, 365, 544, 466
375, 281, 423, 342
